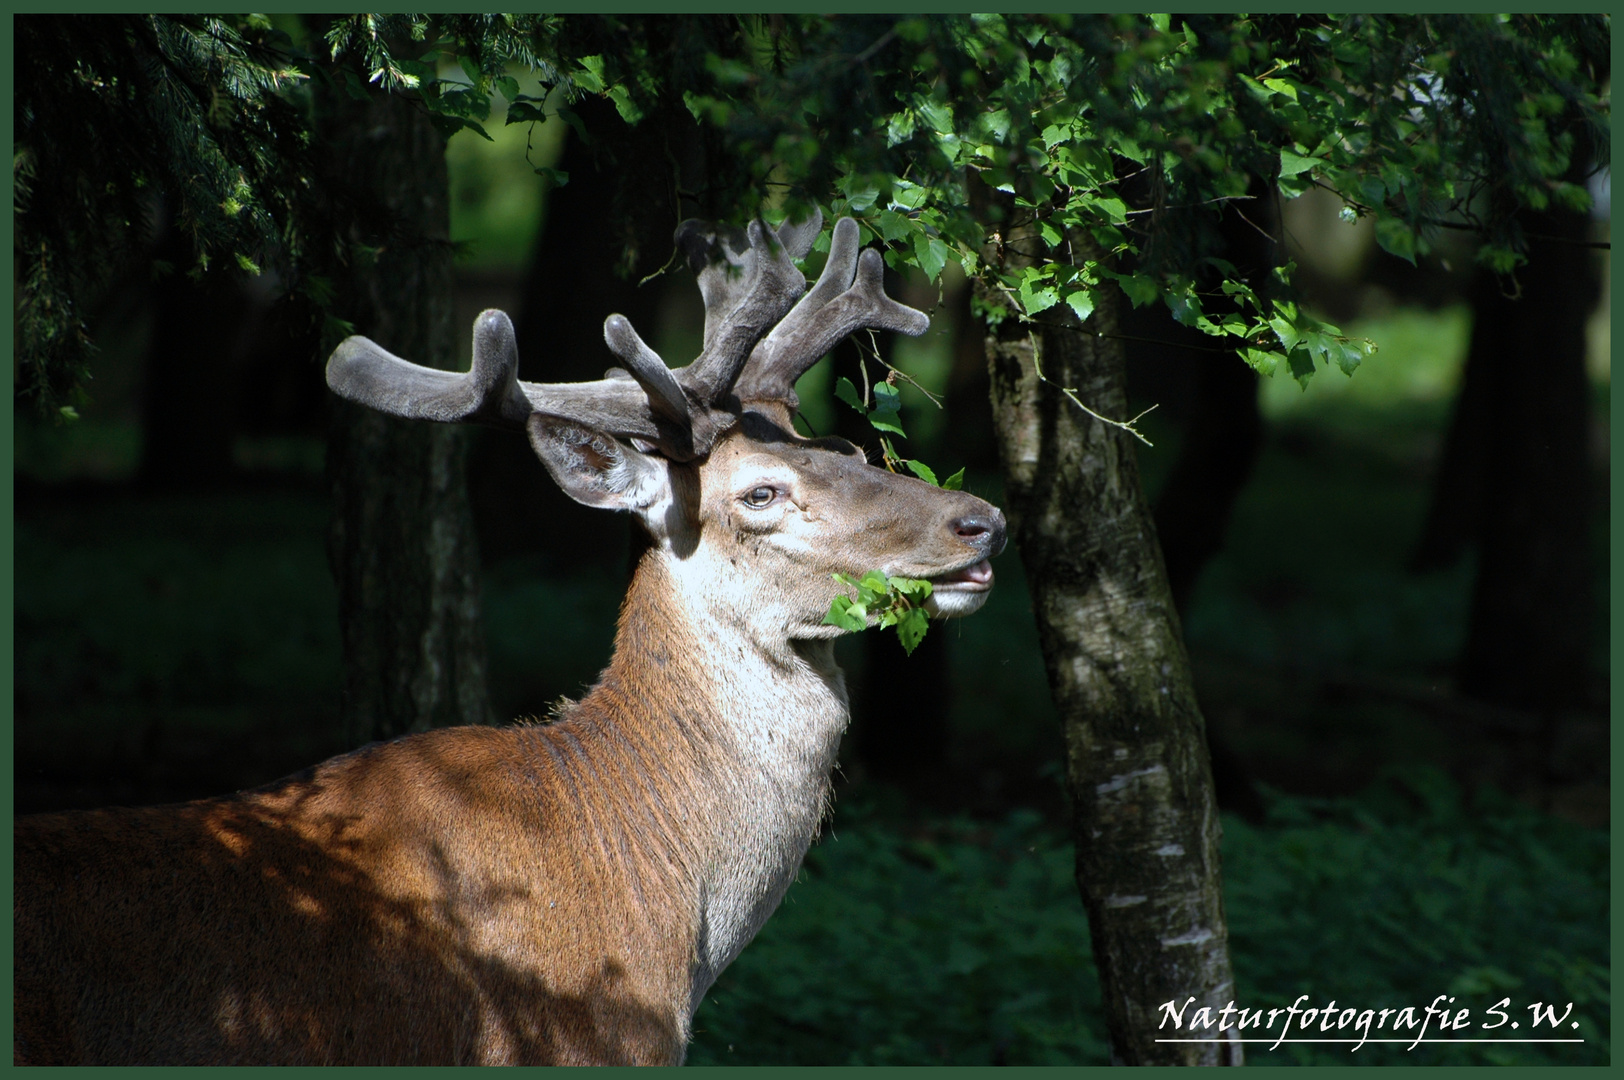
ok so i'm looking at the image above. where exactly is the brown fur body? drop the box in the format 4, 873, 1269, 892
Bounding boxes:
14, 421, 1003, 1065
16, 564, 721, 1064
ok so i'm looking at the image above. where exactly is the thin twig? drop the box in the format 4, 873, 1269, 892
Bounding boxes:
1229, 203, 1278, 245
850, 26, 901, 68
1031, 336, 1158, 447
1315, 179, 1612, 250
1123, 194, 1258, 217
855, 332, 945, 409
992, 284, 1158, 447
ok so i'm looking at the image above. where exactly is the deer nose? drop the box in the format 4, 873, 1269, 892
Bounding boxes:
951, 511, 1007, 558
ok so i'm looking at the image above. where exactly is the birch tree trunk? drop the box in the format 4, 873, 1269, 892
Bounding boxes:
319, 81, 492, 744
980, 261, 1239, 1064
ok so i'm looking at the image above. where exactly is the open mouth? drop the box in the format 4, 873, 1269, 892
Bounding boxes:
929, 559, 994, 591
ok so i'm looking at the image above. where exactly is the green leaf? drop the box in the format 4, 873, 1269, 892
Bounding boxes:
1117, 274, 1159, 308
942, 468, 965, 491
896, 608, 929, 655
1064, 288, 1096, 323
871, 381, 902, 416
554, 104, 589, 144
606, 85, 643, 125
1262, 77, 1299, 101
1475, 243, 1525, 274
905, 459, 939, 486
1373, 217, 1417, 264
1089, 195, 1129, 225
886, 110, 917, 146
506, 99, 550, 124
1279, 148, 1320, 178
1268, 313, 1304, 352
876, 209, 913, 243
823, 595, 868, 632
1239, 346, 1281, 377
1287, 346, 1316, 386
840, 174, 881, 213
859, 570, 890, 595
835, 376, 865, 412
891, 180, 928, 211
912, 233, 949, 281
575, 55, 606, 93
889, 576, 933, 604
532, 166, 569, 189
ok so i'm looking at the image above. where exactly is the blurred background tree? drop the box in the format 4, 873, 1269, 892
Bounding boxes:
13, 12, 1610, 1067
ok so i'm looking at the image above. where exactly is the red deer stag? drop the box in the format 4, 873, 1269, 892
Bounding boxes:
13, 212, 1005, 1065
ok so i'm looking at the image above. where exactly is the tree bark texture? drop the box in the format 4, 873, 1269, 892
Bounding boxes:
981, 277, 1239, 1065
1454, 227, 1599, 710
321, 85, 492, 744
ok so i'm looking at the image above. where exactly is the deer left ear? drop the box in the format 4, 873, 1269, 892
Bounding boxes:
527, 414, 671, 519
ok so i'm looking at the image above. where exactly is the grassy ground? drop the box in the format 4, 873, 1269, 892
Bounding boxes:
686, 771, 1609, 1066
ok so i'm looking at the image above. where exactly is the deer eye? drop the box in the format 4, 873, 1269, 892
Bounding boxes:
741, 485, 778, 509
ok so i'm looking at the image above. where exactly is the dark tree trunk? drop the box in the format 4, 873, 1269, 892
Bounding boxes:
1147, 348, 1264, 616
980, 252, 1238, 1064
1453, 231, 1599, 710
1412, 149, 1602, 713
320, 82, 491, 743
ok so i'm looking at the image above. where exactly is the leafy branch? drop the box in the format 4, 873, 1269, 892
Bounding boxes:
823, 571, 934, 655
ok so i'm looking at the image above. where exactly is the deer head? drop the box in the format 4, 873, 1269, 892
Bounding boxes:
325, 212, 1006, 643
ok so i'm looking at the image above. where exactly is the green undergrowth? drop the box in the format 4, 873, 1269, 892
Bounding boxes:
686, 769, 1608, 1066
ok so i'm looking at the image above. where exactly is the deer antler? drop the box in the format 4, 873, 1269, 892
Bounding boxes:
327, 309, 698, 454
325, 211, 929, 461
732, 215, 930, 407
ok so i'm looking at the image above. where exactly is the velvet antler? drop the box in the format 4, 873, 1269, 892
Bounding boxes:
325, 212, 930, 460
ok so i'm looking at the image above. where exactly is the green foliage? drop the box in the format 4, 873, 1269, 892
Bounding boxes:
15, 15, 314, 412
1223, 768, 1610, 1066
825, 571, 934, 655
832, 373, 964, 488
596, 14, 1605, 386
687, 777, 1607, 1065
19, 14, 1605, 414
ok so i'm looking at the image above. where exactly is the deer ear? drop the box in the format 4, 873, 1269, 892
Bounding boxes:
526, 414, 671, 518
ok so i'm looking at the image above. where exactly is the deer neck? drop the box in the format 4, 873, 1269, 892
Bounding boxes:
590, 550, 850, 1008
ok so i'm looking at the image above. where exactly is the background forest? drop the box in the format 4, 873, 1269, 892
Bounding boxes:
12, 14, 1610, 1066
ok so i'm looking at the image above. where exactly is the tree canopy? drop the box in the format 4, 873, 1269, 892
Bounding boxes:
18, 14, 1607, 417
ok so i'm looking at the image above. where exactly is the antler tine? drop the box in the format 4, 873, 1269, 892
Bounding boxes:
676, 219, 808, 404
603, 314, 691, 424
732, 219, 930, 405
328, 308, 706, 460
327, 308, 534, 428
